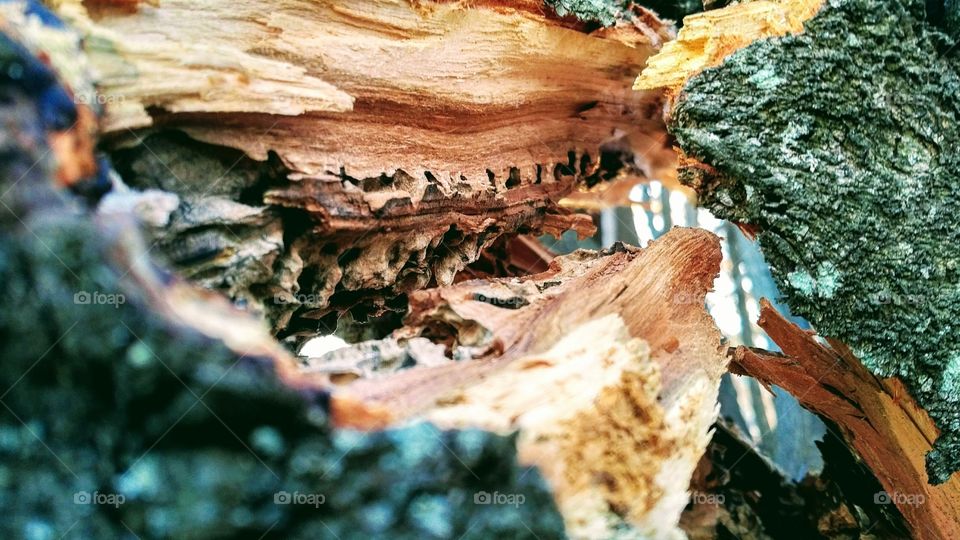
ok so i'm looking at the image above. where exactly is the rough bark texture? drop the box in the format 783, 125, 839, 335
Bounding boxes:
667, 0, 960, 484
547, 0, 703, 25
730, 301, 960, 540
43, 0, 681, 340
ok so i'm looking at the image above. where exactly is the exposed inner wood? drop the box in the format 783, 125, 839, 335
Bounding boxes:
0, 18, 578, 537
58, 0, 675, 183
315, 227, 726, 538
729, 300, 960, 540
49, 0, 679, 337
428, 315, 677, 539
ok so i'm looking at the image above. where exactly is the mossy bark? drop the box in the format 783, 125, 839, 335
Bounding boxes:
546, 0, 703, 25
671, 0, 960, 483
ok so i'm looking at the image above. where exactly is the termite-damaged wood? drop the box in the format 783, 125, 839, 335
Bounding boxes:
41, 0, 679, 338
729, 300, 960, 540
309, 228, 727, 539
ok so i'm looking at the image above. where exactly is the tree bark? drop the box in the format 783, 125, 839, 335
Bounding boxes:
637, 0, 960, 529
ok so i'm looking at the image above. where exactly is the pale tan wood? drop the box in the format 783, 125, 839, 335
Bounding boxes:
54, 0, 676, 185
634, 0, 824, 94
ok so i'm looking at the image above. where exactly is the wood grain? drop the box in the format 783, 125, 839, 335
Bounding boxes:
730, 300, 960, 540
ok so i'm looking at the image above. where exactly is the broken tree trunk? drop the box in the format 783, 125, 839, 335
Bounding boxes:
16, 0, 954, 537
0, 18, 570, 538
0, 10, 732, 538
1, 7, 732, 538
39, 0, 679, 340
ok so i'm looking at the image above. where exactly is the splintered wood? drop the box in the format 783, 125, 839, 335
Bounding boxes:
634, 0, 824, 94
46, 0, 680, 332
55, 0, 675, 184
730, 300, 960, 540
326, 228, 726, 539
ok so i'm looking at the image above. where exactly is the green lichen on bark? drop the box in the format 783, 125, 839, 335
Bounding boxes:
670, 0, 960, 483
547, 0, 632, 25
0, 29, 565, 539
546, 0, 702, 25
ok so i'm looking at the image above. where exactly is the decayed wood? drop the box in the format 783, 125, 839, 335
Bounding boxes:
314, 228, 726, 539
458, 234, 556, 279
729, 300, 960, 540
46, 0, 679, 336
4, 12, 723, 535
13, 1, 945, 538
